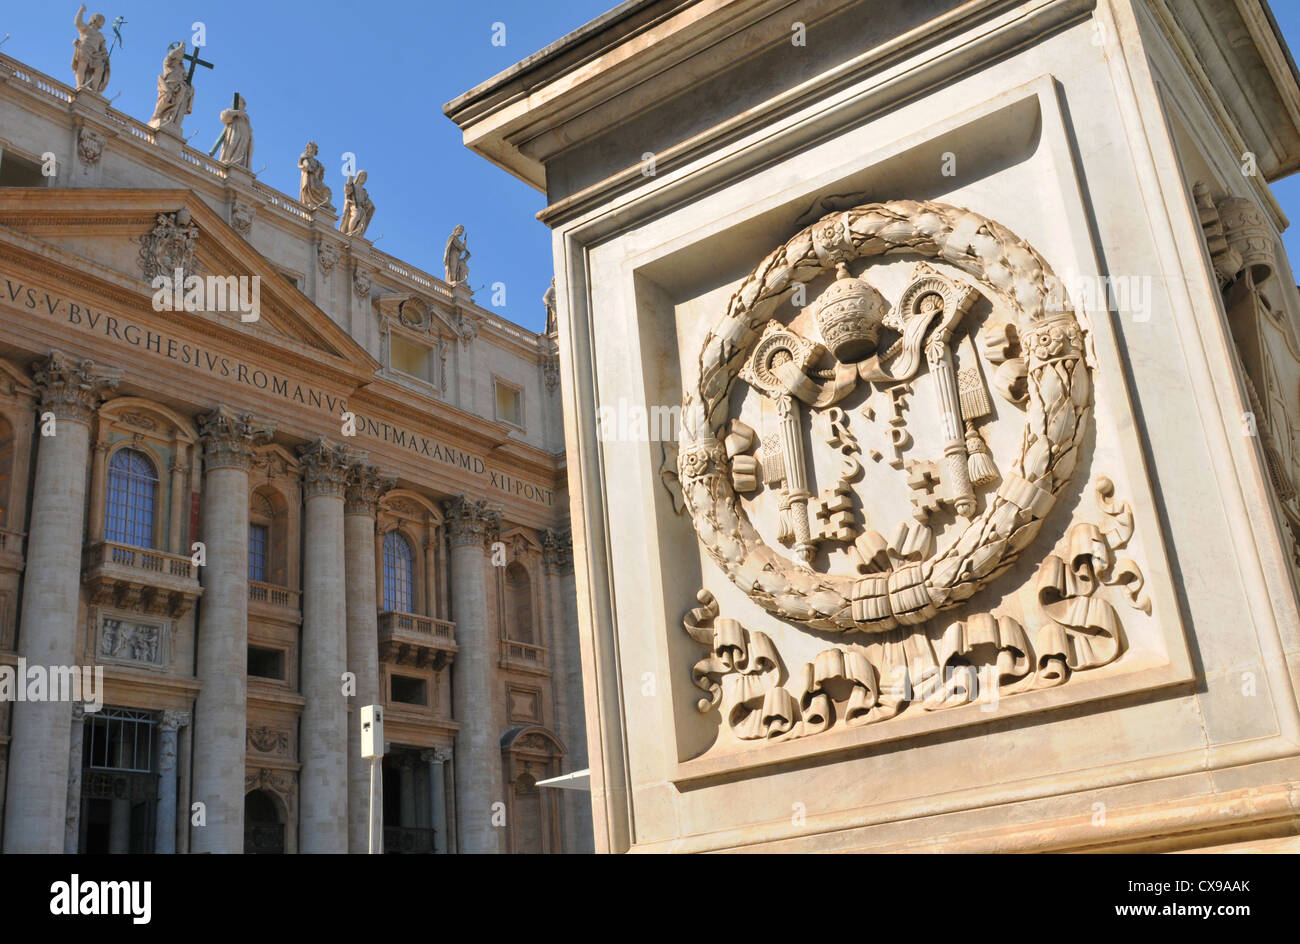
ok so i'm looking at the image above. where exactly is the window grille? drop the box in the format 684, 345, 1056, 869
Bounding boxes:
85, 707, 156, 773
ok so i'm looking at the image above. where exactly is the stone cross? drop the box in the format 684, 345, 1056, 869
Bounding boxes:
183, 45, 214, 86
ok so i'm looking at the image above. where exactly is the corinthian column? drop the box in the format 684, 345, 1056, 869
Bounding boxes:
443, 495, 503, 854
3, 352, 119, 854
155, 709, 189, 854
343, 462, 393, 853
543, 527, 593, 853
191, 407, 273, 854
298, 438, 354, 853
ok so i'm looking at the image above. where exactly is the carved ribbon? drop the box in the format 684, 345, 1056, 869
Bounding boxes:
683, 590, 780, 715
795, 648, 880, 735
1035, 522, 1122, 682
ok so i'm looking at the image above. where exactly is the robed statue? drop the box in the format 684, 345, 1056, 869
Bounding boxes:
298, 141, 332, 208
148, 42, 193, 132
339, 171, 375, 238
214, 93, 253, 167
444, 225, 470, 285
71, 5, 111, 93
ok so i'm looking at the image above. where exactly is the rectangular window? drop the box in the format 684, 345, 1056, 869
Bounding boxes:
390, 337, 431, 381
495, 380, 523, 427
390, 675, 428, 706
248, 523, 268, 583
248, 646, 285, 680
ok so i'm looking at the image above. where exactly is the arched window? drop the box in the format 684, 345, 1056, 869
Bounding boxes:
249, 491, 274, 583
505, 562, 533, 643
383, 530, 415, 613
105, 448, 158, 548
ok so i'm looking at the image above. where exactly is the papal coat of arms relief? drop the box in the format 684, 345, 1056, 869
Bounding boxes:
675, 200, 1151, 749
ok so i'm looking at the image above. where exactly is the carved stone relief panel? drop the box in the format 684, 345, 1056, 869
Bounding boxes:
675, 200, 1158, 758
93, 610, 171, 669
246, 723, 295, 759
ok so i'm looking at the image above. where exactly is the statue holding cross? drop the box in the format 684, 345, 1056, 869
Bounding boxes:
148, 40, 212, 134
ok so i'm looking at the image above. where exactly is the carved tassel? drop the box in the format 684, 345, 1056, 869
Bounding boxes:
964, 421, 998, 487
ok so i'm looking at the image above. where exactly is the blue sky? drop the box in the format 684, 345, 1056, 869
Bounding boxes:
5, 2, 1300, 330
1, 1, 613, 332
1263, 3, 1300, 271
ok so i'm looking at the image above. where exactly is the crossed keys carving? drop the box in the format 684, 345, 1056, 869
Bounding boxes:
739, 262, 995, 568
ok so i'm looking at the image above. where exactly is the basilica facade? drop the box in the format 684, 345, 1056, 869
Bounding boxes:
0, 45, 589, 853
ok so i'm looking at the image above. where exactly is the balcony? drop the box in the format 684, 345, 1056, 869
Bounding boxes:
378, 610, 457, 668
83, 540, 201, 618
499, 639, 550, 676
248, 580, 301, 624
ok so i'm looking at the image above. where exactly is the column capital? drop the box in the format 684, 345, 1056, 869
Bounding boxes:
344, 462, 395, 517
442, 495, 501, 548
298, 438, 360, 499
160, 709, 191, 732
542, 527, 574, 575
31, 350, 121, 423
198, 406, 275, 471
420, 747, 452, 764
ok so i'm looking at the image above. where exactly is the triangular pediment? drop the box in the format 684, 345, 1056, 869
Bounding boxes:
0, 188, 378, 380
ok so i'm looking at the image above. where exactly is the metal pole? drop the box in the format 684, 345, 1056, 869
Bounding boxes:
368, 758, 383, 854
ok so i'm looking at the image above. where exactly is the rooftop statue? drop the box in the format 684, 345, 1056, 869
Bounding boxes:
148, 42, 194, 133
444, 225, 470, 285
339, 171, 375, 238
71, 5, 111, 93
213, 93, 253, 168
298, 141, 332, 209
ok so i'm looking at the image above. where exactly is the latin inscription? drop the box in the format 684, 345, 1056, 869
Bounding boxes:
3, 275, 554, 505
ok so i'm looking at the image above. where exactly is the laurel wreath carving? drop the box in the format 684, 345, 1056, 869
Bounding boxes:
678, 201, 1091, 634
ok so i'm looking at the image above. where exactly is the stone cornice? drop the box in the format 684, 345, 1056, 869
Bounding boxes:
299, 438, 359, 499
443, 495, 502, 548
198, 406, 275, 471
31, 349, 121, 423
344, 462, 396, 517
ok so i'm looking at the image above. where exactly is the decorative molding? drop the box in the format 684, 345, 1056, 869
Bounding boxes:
318, 239, 340, 275
160, 709, 191, 732
96, 613, 169, 668
344, 462, 395, 517
136, 208, 200, 284
230, 198, 256, 237
31, 350, 121, 423
541, 527, 573, 575
443, 495, 501, 548
298, 438, 358, 499
684, 477, 1144, 745
197, 406, 275, 472
678, 200, 1089, 634
246, 724, 293, 757
353, 265, 373, 298
77, 126, 105, 165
